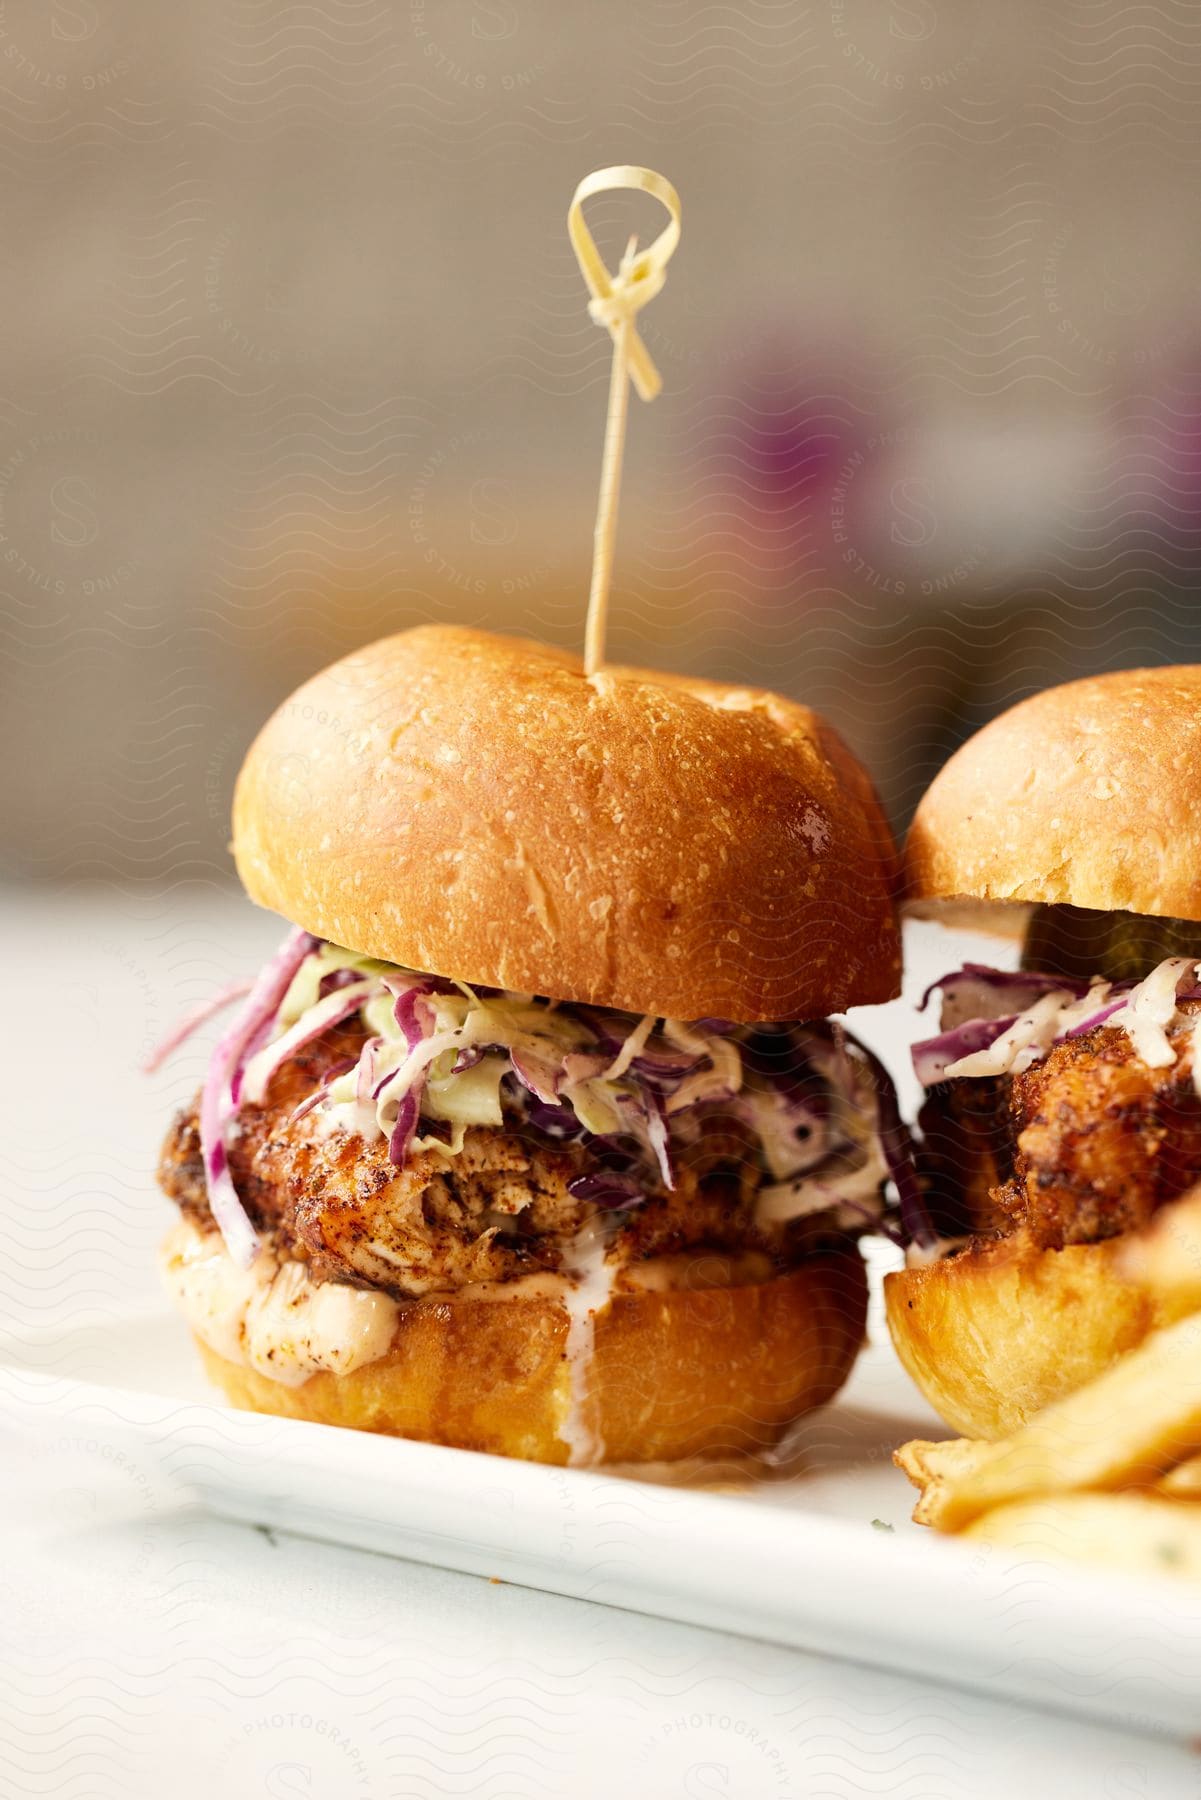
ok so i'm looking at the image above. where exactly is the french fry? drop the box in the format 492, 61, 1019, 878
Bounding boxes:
893, 1436, 987, 1488
1156, 1454, 1201, 1499
1122, 1185, 1201, 1313
962, 1494, 1201, 1583
893, 1437, 990, 1526
895, 1311, 1201, 1532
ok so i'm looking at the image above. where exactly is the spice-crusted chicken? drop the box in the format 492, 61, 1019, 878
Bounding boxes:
157, 1026, 837, 1298
921, 1009, 1201, 1250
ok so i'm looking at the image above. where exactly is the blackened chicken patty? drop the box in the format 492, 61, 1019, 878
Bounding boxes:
158, 1027, 835, 1297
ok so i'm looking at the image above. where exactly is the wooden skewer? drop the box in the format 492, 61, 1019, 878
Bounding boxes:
567, 166, 681, 677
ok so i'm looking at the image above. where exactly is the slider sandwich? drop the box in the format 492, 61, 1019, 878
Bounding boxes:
156, 623, 911, 1465
888, 667, 1201, 1438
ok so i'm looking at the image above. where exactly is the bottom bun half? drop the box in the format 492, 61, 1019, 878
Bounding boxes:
192, 1248, 868, 1466
884, 1234, 1194, 1440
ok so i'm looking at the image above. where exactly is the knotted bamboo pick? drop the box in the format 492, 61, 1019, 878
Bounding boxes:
567, 166, 681, 677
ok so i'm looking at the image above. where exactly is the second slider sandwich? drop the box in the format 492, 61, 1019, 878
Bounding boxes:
157, 624, 909, 1466
888, 666, 1201, 1438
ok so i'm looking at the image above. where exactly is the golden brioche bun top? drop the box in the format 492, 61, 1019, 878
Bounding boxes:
907, 666, 1201, 922
232, 624, 900, 1021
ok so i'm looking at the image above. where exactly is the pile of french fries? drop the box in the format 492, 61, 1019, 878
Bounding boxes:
895, 1189, 1201, 1581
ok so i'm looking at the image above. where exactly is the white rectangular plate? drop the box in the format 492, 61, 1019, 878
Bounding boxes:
4, 1298, 1199, 1738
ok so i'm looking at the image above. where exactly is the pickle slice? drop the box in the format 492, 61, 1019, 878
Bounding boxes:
1021, 905, 1201, 984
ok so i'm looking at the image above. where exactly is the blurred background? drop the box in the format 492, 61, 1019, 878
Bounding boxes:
3, 0, 1201, 878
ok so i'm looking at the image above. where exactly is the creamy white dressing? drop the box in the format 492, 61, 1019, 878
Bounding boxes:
165, 1214, 819, 1461
755, 1136, 889, 1228
1123, 957, 1195, 1069
750, 1034, 888, 1229
944, 987, 1106, 1079
557, 1216, 617, 1467
737, 1083, 831, 1182
940, 955, 1201, 1085
160, 1219, 401, 1388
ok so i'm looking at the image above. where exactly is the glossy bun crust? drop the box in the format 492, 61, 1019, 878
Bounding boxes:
884, 1234, 1194, 1440
232, 625, 900, 1023
906, 666, 1201, 921
196, 1249, 868, 1465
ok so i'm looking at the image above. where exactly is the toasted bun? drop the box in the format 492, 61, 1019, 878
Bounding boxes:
232, 625, 900, 1022
906, 666, 1201, 920
884, 1235, 1194, 1440
194, 1249, 867, 1465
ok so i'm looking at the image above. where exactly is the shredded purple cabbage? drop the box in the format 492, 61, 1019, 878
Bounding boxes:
629, 1048, 702, 1087
918, 963, 1094, 1014
318, 967, 365, 997
141, 978, 254, 1076
388, 981, 436, 1052
913, 961, 1201, 1088
567, 1172, 646, 1209
388, 1091, 420, 1165
197, 927, 319, 1267
521, 1095, 585, 1139
240, 980, 376, 1108
510, 1045, 562, 1105
912, 1016, 1014, 1087
841, 1029, 933, 1250
1063, 999, 1127, 1038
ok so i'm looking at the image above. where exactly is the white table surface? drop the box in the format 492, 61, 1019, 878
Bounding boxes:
4, 883, 1201, 1799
